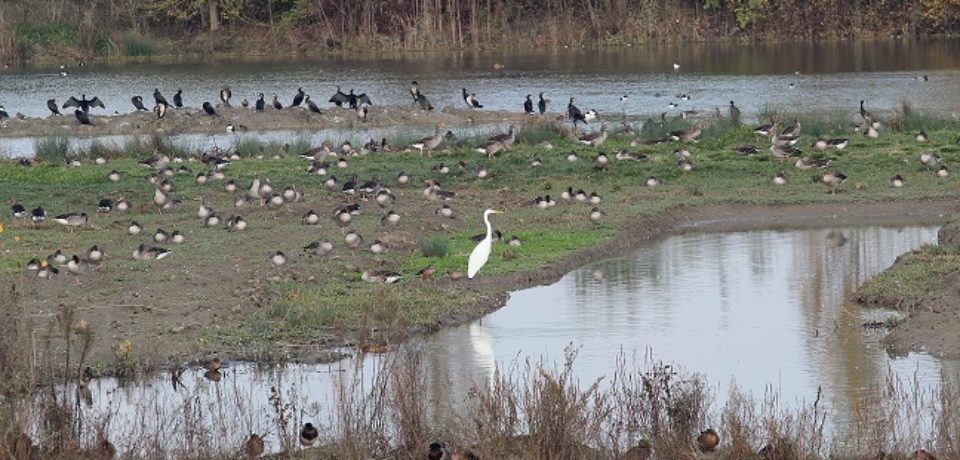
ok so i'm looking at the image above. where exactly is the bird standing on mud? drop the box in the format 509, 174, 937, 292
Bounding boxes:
568, 97, 586, 127
468, 209, 504, 279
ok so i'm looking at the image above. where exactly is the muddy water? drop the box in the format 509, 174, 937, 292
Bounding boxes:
66, 224, 958, 455
3, 39, 960, 154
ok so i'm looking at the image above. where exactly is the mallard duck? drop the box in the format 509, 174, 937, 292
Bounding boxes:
53, 212, 88, 231
589, 207, 605, 224
362, 269, 401, 283
245, 434, 265, 458
269, 251, 286, 266
772, 172, 788, 185
890, 174, 906, 188
154, 228, 169, 243
133, 244, 171, 260
108, 170, 122, 183
381, 210, 401, 226
300, 423, 319, 447
303, 240, 334, 257
697, 428, 720, 452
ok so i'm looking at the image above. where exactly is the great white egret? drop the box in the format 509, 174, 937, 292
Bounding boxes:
468, 209, 504, 278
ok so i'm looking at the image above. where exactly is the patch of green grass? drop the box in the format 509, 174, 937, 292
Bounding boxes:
16, 23, 77, 47
857, 245, 960, 309
122, 33, 160, 57
419, 235, 449, 257
33, 136, 70, 162
233, 135, 262, 158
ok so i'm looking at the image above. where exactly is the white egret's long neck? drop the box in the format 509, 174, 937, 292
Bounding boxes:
483, 211, 493, 239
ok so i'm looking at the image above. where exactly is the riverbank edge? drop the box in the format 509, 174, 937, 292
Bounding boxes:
249, 198, 958, 369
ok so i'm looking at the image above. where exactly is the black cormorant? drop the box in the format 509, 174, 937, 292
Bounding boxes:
63, 95, 105, 113
202, 102, 217, 116
272, 94, 282, 110
47, 99, 61, 115
292, 87, 305, 107
305, 95, 321, 114
153, 89, 169, 107
538, 92, 549, 114
523, 94, 534, 114
329, 86, 349, 107
173, 89, 183, 108
74, 109, 92, 125
568, 97, 586, 126
132, 96, 147, 111
255, 93, 265, 112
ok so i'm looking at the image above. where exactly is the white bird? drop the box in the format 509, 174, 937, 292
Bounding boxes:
467, 209, 504, 279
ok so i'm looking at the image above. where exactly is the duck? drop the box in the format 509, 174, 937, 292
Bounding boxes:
584, 109, 598, 122
697, 429, 720, 452
735, 145, 760, 155
578, 124, 609, 147
772, 171, 788, 185
462, 88, 483, 108
410, 124, 443, 157
362, 269, 401, 283
794, 157, 830, 169
133, 244, 171, 260
418, 265, 437, 280
53, 212, 87, 231
890, 174, 906, 188
300, 423, 319, 447
303, 240, 334, 257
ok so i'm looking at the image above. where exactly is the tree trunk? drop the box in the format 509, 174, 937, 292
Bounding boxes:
209, 0, 220, 32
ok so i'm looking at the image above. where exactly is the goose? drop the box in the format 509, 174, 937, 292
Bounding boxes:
333, 206, 354, 226
646, 176, 662, 188
282, 186, 303, 202
361, 269, 401, 283
826, 138, 848, 149
417, 265, 437, 280
862, 118, 880, 138
735, 145, 760, 155
436, 204, 455, 218
538, 92, 549, 114
131, 95, 147, 111
523, 94, 534, 114
223, 180, 237, 193
487, 124, 518, 149
66, 255, 91, 282
375, 189, 395, 207
356, 101, 369, 121
204, 213, 221, 227
292, 87, 305, 107
127, 221, 143, 235
324, 176, 338, 190
818, 171, 847, 194
753, 122, 776, 136
794, 156, 830, 169
381, 210, 401, 226
302, 210, 320, 225
303, 240, 334, 257
772, 171, 788, 185
272, 94, 283, 110
677, 159, 694, 171
195, 172, 209, 185
202, 102, 217, 116
305, 95, 322, 114
154, 228, 169, 243
409, 81, 422, 102
697, 429, 720, 452
771, 133, 801, 146
269, 251, 286, 266
173, 89, 183, 108
63, 95, 105, 112
594, 153, 609, 170
344, 230, 363, 248
859, 100, 873, 121
53, 212, 87, 231
369, 239, 387, 255
770, 143, 801, 158
133, 244, 170, 260
300, 423, 319, 447
578, 124, 609, 147
75, 109, 92, 125
811, 139, 829, 151
920, 151, 941, 169
670, 124, 705, 143
47, 98, 61, 115
255, 93, 265, 112
890, 174, 906, 188
781, 119, 801, 137
107, 169, 122, 182
226, 215, 247, 231
937, 165, 949, 177
916, 130, 928, 143
462, 88, 483, 108
217, 87, 231, 107
616, 150, 647, 161
154, 101, 167, 119
589, 207, 605, 224
171, 231, 185, 244
568, 97, 587, 126
475, 165, 489, 178
115, 198, 129, 211
476, 140, 506, 158
410, 124, 443, 157
566, 152, 581, 162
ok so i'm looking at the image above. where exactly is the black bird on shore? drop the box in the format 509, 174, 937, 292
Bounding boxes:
415, 93, 433, 111
305, 95, 321, 114
202, 102, 217, 116
568, 96, 586, 126
524, 94, 534, 114
410, 81, 422, 102
131, 95, 147, 111
0, 106, 7, 119
173, 89, 183, 108
75, 109, 92, 125
255, 93, 265, 112
329, 86, 349, 107
154, 89, 169, 107
47, 99, 61, 115
462, 88, 483, 108
220, 87, 232, 107
272, 94, 283, 110
347, 89, 358, 109
292, 87, 305, 107
63, 95, 105, 113
538, 92, 549, 114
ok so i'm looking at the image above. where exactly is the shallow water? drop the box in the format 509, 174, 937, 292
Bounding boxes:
65, 224, 957, 455
2, 39, 958, 148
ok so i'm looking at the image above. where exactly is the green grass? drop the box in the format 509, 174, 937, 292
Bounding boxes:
122, 33, 160, 57
856, 245, 960, 309
16, 23, 77, 47
5, 119, 960, 359
33, 136, 70, 162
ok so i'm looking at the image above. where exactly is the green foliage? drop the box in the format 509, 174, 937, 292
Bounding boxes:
232, 135, 261, 158
15, 23, 77, 47
419, 236, 449, 258
122, 33, 159, 57
33, 136, 70, 162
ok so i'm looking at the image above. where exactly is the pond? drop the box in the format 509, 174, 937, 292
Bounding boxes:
68, 224, 955, 455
